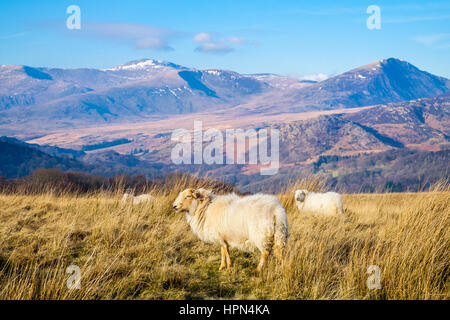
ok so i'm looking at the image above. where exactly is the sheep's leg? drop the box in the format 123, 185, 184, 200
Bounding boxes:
273, 245, 284, 260
219, 245, 227, 271
225, 246, 232, 269
219, 243, 232, 270
256, 250, 270, 274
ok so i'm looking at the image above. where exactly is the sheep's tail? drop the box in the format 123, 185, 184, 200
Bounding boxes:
273, 206, 289, 259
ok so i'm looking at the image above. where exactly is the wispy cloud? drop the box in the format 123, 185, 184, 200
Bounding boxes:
192, 32, 251, 54
36, 20, 182, 51
287, 3, 450, 17
384, 15, 450, 24
229, 37, 248, 45
193, 32, 212, 43
0, 32, 27, 40
286, 5, 450, 26
285, 7, 362, 16
81, 22, 180, 51
41, 19, 257, 54
195, 42, 234, 54
413, 33, 450, 47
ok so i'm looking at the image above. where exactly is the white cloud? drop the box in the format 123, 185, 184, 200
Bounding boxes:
60, 21, 254, 54
413, 33, 450, 46
228, 37, 247, 45
193, 33, 250, 54
76, 22, 180, 51
193, 32, 212, 43
300, 73, 329, 82
195, 42, 234, 54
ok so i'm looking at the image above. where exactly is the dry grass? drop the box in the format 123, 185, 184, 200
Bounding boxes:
0, 178, 448, 300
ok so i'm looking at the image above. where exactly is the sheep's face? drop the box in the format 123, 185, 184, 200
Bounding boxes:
173, 188, 202, 213
295, 189, 308, 202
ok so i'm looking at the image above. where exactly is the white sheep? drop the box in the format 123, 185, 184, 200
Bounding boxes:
122, 193, 155, 205
294, 189, 343, 216
173, 188, 288, 273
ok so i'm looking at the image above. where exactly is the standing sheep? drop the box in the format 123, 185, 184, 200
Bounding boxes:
173, 188, 288, 273
294, 189, 343, 216
122, 193, 155, 205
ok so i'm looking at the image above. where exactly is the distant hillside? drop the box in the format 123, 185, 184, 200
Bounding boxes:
145, 95, 450, 192
277, 116, 394, 163
230, 149, 449, 193
342, 94, 450, 146
0, 138, 162, 179
0, 139, 86, 178
0, 136, 86, 158
322, 149, 450, 192
274, 94, 450, 163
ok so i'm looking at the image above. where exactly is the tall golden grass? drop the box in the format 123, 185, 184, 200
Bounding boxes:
0, 177, 448, 300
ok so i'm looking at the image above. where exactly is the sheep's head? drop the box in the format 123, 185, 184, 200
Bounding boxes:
294, 189, 308, 202
173, 188, 209, 213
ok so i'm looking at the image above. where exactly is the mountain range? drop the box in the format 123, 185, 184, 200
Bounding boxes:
1, 57, 449, 133
263, 58, 450, 113
0, 57, 449, 192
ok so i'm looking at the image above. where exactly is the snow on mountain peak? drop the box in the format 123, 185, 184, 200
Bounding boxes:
104, 59, 185, 71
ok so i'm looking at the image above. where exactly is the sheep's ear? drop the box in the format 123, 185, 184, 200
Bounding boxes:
192, 189, 201, 199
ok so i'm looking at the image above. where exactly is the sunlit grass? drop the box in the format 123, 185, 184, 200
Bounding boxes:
0, 177, 448, 300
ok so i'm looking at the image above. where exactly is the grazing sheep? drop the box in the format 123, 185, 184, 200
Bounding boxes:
173, 188, 288, 273
122, 193, 155, 205
294, 189, 343, 216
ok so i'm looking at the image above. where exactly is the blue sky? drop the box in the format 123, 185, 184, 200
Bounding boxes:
1, 0, 450, 78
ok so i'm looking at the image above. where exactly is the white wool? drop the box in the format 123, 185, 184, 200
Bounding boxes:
122, 193, 155, 205
174, 190, 288, 254
294, 189, 343, 216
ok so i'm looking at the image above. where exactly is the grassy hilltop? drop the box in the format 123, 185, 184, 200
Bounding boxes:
0, 177, 448, 300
